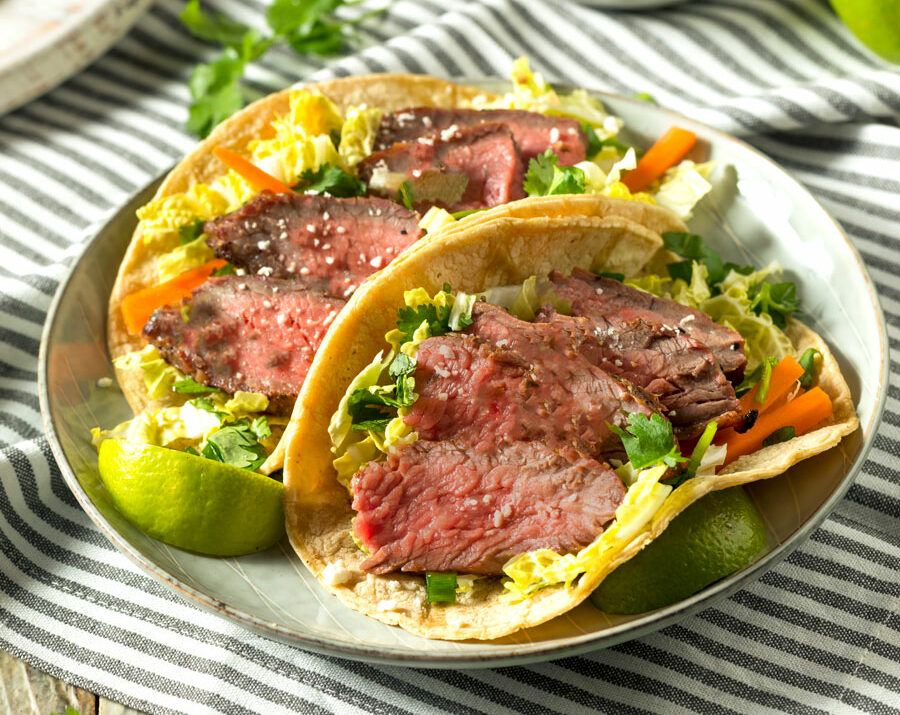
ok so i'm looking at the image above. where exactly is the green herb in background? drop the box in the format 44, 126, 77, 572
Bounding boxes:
180, 0, 389, 137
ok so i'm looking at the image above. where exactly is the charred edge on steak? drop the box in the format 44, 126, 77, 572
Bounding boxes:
358, 123, 525, 213
374, 107, 588, 166
523, 304, 743, 439
352, 440, 625, 575
143, 275, 345, 407
203, 193, 422, 300
552, 268, 748, 382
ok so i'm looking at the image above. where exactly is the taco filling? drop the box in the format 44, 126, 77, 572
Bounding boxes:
282, 210, 856, 639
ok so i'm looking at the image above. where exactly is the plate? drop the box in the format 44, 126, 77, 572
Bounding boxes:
39, 86, 888, 667
0, 0, 153, 116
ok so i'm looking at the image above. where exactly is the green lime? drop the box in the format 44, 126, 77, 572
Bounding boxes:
830, 0, 900, 64
591, 487, 767, 614
98, 439, 284, 556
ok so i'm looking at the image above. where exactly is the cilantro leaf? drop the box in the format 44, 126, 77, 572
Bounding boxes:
748, 280, 800, 329
180, 0, 252, 46
610, 412, 686, 470
596, 271, 625, 282
214, 262, 237, 276
178, 218, 206, 245
172, 377, 221, 395
798, 347, 821, 389
181, 1, 387, 136
294, 163, 366, 197
581, 122, 631, 158
523, 150, 586, 197
185, 46, 250, 138
663, 231, 728, 285
202, 417, 270, 470
395, 302, 452, 344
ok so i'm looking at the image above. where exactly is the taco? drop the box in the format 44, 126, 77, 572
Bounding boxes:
280, 201, 857, 641
101, 61, 713, 474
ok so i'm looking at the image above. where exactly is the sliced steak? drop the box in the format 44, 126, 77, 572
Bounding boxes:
143, 275, 345, 403
352, 440, 624, 574
551, 269, 747, 381
358, 123, 525, 212
374, 107, 588, 166
403, 328, 659, 457
204, 193, 421, 299
529, 306, 742, 438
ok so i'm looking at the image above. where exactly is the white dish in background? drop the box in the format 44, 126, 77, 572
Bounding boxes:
0, 0, 153, 116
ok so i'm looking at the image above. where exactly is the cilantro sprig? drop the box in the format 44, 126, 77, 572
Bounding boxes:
662, 231, 800, 326
180, 0, 389, 137
610, 413, 686, 470
523, 150, 586, 197
348, 352, 418, 431
200, 416, 272, 471
294, 163, 366, 197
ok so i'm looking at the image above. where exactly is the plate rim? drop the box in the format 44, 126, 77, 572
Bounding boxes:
38, 84, 890, 667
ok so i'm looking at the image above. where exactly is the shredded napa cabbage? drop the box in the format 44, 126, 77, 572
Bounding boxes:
156, 235, 216, 281
652, 161, 714, 220
113, 346, 185, 400
503, 464, 671, 600
477, 57, 622, 138
90, 390, 278, 454
339, 106, 382, 168
137, 185, 229, 248
418, 206, 458, 234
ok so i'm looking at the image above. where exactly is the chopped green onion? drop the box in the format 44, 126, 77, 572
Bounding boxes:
596, 271, 625, 282
662, 421, 717, 488
425, 571, 457, 603
798, 348, 821, 389
397, 182, 415, 211
451, 208, 485, 219
754, 357, 778, 404
762, 426, 796, 447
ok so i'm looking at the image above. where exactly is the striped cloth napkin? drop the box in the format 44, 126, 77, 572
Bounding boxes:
2, 0, 898, 712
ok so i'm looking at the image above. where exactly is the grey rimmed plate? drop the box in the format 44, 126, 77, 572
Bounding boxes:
39, 85, 888, 667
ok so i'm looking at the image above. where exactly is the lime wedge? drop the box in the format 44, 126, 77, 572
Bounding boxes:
591, 486, 767, 614
98, 439, 284, 556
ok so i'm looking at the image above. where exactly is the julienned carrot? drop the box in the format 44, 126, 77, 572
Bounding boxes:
622, 126, 697, 193
121, 259, 226, 335
740, 354, 805, 414
212, 146, 293, 194
722, 387, 833, 466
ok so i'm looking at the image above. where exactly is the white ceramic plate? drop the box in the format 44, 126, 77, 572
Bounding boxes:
0, 0, 153, 116
39, 85, 888, 667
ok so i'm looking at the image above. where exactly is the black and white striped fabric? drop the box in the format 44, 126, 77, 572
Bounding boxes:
2, 0, 898, 712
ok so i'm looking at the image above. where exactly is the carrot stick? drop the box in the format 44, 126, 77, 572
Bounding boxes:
121, 258, 226, 335
721, 387, 833, 466
212, 146, 293, 194
740, 354, 805, 415
622, 126, 697, 193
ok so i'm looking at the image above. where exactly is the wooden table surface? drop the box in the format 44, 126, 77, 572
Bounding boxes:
0, 650, 148, 715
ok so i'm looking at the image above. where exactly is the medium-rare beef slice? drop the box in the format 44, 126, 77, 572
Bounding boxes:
352, 440, 625, 574
144, 275, 345, 402
551, 269, 747, 381
403, 330, 659, 457
374, 107, 588, 166
204, 193, 421, 299
358, 123, 525, 212
528, 305, 742, 438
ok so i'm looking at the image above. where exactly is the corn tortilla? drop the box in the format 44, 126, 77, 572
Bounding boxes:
281, 213, 858, 641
